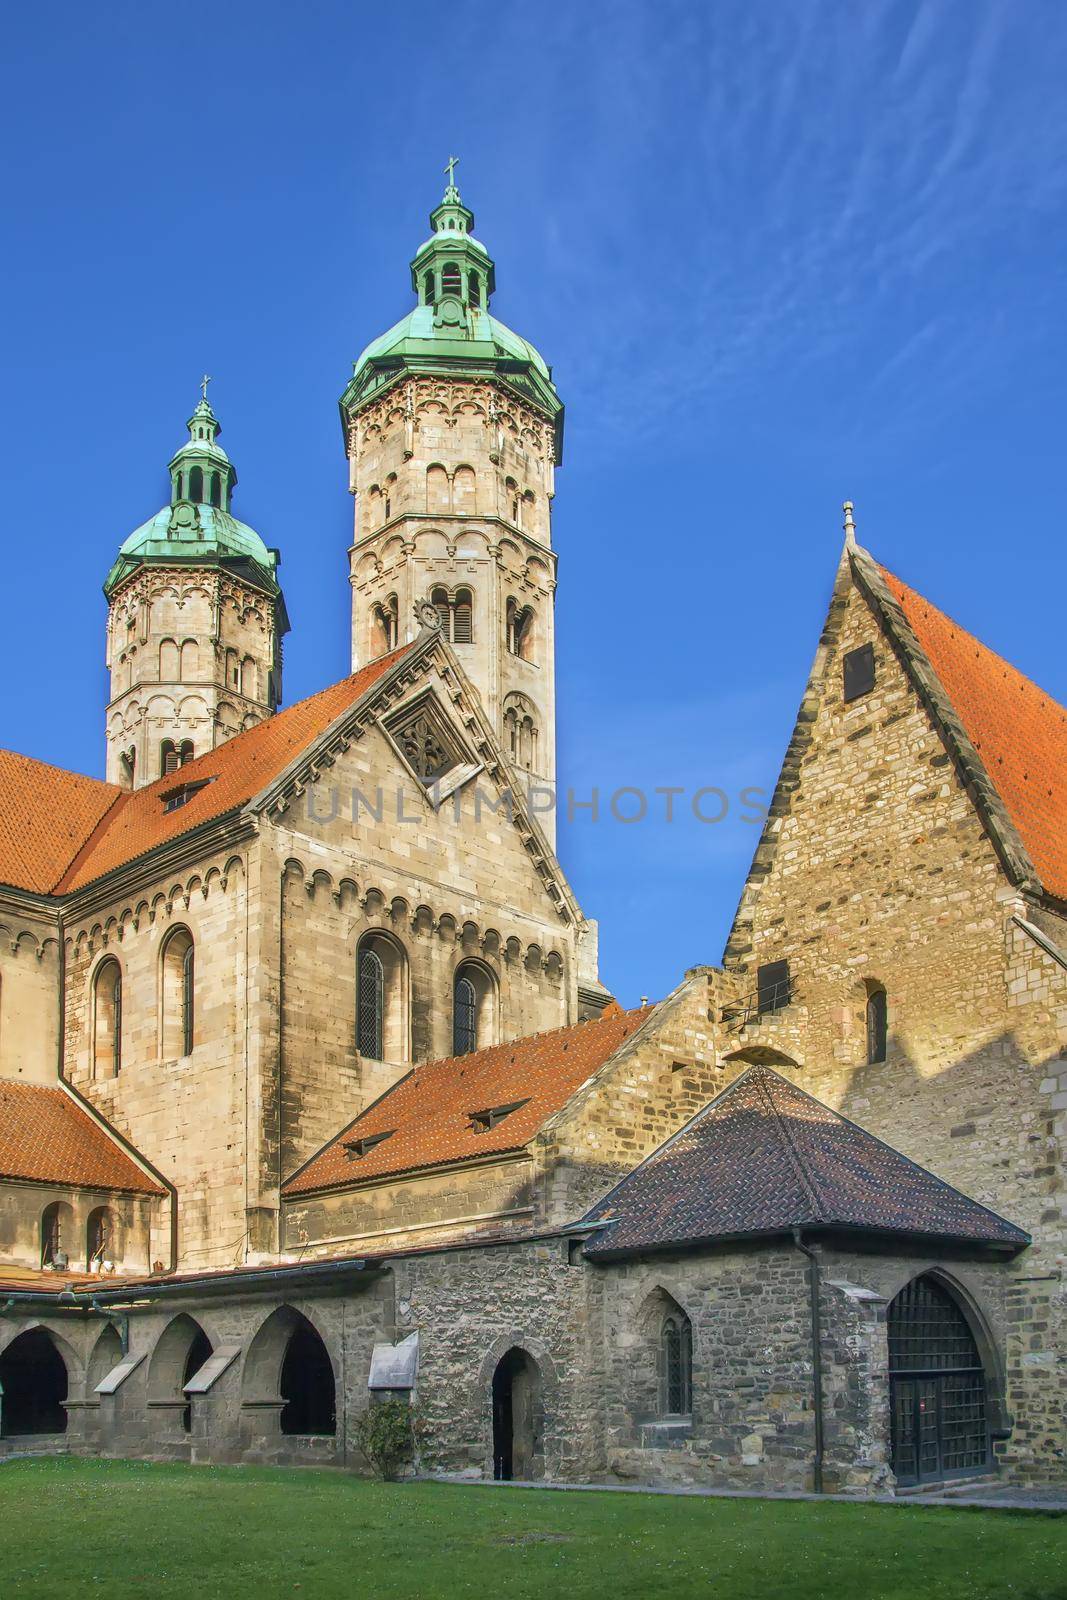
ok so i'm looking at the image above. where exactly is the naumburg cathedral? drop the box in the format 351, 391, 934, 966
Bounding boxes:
1, 174, 1064, 1495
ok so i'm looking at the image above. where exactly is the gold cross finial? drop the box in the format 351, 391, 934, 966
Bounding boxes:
200, 373, 213, 402
444, 155, 459, 189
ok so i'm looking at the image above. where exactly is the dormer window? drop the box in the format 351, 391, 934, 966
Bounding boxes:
161, 775, 214, 813
342, 1129, 395, 1159
468, 1099, 529, 1134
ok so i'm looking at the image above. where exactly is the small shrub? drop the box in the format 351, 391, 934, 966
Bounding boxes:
354, 1395, 420, 1481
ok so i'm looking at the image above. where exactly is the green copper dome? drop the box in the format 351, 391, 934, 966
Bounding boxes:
341, 164, 564, 458
104, 386, 286, 610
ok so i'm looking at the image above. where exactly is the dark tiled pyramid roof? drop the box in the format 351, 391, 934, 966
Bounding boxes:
582, 1065, 1028, 1257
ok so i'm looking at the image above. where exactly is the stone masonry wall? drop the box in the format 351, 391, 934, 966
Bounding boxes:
723, 563, 1067, 1480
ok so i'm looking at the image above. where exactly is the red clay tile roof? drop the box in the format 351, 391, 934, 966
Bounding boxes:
0, 752, 120, 894
583, 1065, 1029, 1256
881, 567, 1067, 904
284, 1004, 656, 1196
0, 1080, 164, 1195
0, 647, 410, 896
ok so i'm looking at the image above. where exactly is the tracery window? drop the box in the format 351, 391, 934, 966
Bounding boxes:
356, 945, 384, 1061
661, 1312, 693, 1416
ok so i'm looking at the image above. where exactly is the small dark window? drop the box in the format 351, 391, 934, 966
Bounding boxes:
343, 1129, 394, 1159
469, 1099, 528, 1133
175, 472, 184, 500
843, 642, 875, 702
866, 987, 888, 1064
756, 959, 791, 1015
209, 471, 222, 507
188, 465, 204, 502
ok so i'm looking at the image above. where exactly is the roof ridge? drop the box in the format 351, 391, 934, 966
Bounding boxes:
749, 1067, 825, 1223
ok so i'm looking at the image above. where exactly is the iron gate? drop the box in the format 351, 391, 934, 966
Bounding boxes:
888, 1276, 989, 1485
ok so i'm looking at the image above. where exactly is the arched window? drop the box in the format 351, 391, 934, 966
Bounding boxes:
175, 471, 184, 501
356, 933, 408, 1063
452, 961, 496, 1056
503, 695, 539, 772
92, 958, 122, 1079
468, 271, 481, 307
119, 747, 135, 788
423, 269, 435, 304
240, 656, 257, 698
178, 739, 194, 766
161, 927, 194, 1058
441, 260, 462, 297
226, 646, 240, 688
86, 1205, 116, 1270
370, 594, 399, 657
180, 639, 199, 680
40, 1201, 72, 1269
661, 1311, 693, 1416
188, 465, 204, 502
866, 985, 888, 1064
454, 974, 476, 1056
452, 588, 473, 645
209, 471, 222, 507
160, 739, 178, 776
431, 585, 452, 635
506, 600, 535, 662
505, 477, 520, 524
356, 944, 384, 1061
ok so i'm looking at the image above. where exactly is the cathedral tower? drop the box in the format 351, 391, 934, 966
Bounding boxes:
103, 387, 289, 789
340, 168, 564, 839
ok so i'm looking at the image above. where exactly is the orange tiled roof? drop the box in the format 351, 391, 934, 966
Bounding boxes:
0, 647, 410, 896
0, 1080, 164, 1194
881, 567, 1067, 904
284, 1004, 656, 1196
0, 751, 120, 894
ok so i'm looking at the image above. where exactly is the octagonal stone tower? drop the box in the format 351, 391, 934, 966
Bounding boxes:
103, 390, 289, 789
341, 170, 563, 839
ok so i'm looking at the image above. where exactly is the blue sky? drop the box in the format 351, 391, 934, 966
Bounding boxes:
2, 1, 1065, 1004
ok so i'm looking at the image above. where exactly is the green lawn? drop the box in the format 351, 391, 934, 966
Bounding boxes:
0, 1458, 1064, 1600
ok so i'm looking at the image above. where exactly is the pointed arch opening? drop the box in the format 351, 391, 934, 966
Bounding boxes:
0, 1329, 69, 1436
242, 1307, 336, 1438
888, 1274, 991, 1485
148, 1313, 213, 1434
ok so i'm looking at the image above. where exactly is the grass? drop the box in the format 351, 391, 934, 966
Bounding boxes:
0, 1458, 1064, 1600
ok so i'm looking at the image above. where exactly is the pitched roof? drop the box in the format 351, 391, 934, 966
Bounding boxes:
582, 1064, 1028, 1257
0, 752, 120, 894
284, 1004, 656, 1196
0, 646, 411, 896
0, 1080, 165, 1195
878, 565, 1067, 904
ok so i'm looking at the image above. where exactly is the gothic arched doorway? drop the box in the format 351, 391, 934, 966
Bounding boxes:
280, 1321, 336, 1436
492, 1347, 542, 1481
888, 1275, 990, 1485
0, 1329, 69, 1436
